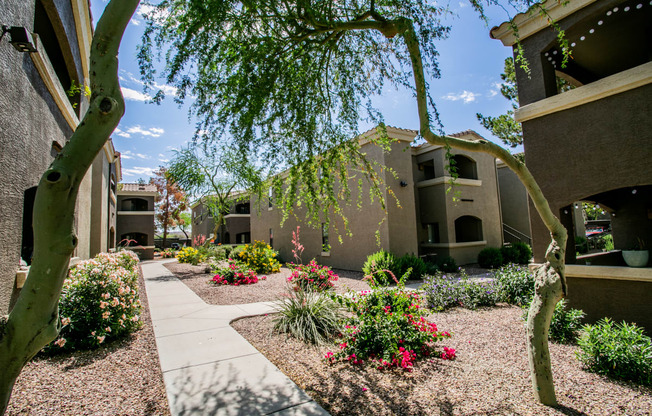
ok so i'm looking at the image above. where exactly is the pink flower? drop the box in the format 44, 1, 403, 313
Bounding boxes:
54, 338, 66, 348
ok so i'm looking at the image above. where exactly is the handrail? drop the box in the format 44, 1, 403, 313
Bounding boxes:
503, 224, 532, 245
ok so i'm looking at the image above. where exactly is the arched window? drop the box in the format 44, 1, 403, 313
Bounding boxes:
452, 155, 478, 180
120, 233, 148, 247
455, 216, 483, 242
121, 198, 149, 211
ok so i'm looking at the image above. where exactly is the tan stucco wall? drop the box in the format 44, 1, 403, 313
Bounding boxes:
90, 152, 109, 256
414, 146, 502, 265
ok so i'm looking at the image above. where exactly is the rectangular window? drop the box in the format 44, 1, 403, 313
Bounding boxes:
426, 223, 440, 244
268, 188, 273, 208
321, 223, 330, 252
269, 228, 274, 248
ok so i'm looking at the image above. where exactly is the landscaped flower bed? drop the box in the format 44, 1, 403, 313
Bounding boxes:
287, 260, 339, 291
211, 261, 266, 285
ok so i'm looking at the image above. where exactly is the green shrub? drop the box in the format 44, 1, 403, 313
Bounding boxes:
287, 260, 338, 291
493, 263, 534, 306
478, 247, 503, 269
575, 236, 589, 254
394, 253, 427, 280
362, 250, 399, 286
576, 318, 652, 386
511, 241, 533, 264
602, 234, 614, 251
500, 245, 518, 264
235, 241, 281, 274
422, 271, 499, 311
329, 286, 455, 368
229, 244, 246, 259
202, 245, 229, 261
176, 247, 205, 265
438, 256, 458, 273
425, 261, 439, 276
523, 299, 585, 344
273, 288, 344, 345
45, 251, 142, 353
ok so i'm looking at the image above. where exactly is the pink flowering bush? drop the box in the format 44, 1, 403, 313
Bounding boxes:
287, 260, 338, 292
211, 260, 266, 285
326, 287, 455, 369
44, 250, 142, 353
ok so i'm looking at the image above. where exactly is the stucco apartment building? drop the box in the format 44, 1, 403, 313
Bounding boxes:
0, 0, 122, 314
191, 196, 252, 246
246, 127, 521, 271
491, 0, 651, 329
116, 184, 157, 260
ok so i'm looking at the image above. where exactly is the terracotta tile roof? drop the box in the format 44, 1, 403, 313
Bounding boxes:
120, 183, 158, 193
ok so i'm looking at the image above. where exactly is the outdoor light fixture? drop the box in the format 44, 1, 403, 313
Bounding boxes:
400, 180, 408, 187
1, 25, 37, 53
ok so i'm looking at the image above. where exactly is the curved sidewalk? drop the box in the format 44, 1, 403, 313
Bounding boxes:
141, 260, 330, 416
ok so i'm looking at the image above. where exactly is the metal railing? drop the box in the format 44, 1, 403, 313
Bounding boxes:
503, 224, 532, 245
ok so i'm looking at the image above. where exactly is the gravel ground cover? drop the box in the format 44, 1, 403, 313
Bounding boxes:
163, 261, 374, 305
231, 306, 652, 416
164, 260, 652, 415
6, 269, 170, 416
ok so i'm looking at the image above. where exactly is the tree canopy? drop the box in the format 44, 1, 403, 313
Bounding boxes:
141, 1, 571, 405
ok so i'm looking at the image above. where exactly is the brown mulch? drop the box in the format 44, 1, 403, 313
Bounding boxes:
6, 268, 170, 416
163, 261, 373, 305
231, 306, 652, 416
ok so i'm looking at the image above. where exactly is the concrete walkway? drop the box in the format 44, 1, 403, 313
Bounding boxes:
141, 260, 330, 416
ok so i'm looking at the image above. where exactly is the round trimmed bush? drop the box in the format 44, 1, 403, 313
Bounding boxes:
478, 247, 503, 269
395, 253, 427, 280
500, 245, 519, 264
511, 241, 533, 264
438, 256, 458, 273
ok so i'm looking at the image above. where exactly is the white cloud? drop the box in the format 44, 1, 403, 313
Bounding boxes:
121, 150, 150, 160
125, 125, 165, 138
122, 166, 156, 178
121, 87, 151, 102
487, 82, 502, 98
114, 127, 131, 138
458, 2, 468, 7
130, 18, 141, 26
159, 158, 170, 163
442, 90, 479, 103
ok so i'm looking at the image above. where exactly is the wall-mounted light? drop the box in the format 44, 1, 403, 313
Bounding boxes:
1, 25, 37, 53
400, 180, 408, 187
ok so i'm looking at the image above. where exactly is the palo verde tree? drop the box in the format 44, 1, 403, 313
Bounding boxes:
0, 0, 140, 413
150, 166, 187, 248
141, 0, 572, 406
166, 145, 264, 244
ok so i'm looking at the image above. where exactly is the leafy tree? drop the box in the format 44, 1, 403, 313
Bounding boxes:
0, 1, 140, 413
149, 166, 186, 248
166, 145, 263, 244
477, 56, 574, 149
141, 0, 573, 405
177, 211, 192, 241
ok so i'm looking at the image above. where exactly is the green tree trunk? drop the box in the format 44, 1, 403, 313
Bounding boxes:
401, 21, 567, 406
0, 1, 139, 413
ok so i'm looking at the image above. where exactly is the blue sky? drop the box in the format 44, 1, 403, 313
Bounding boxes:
90, 1, 518, 183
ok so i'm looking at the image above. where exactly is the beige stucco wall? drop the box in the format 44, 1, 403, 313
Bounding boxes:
90, 151, 109, 256
414, 146, 503, 265
250, 138, 417, 271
